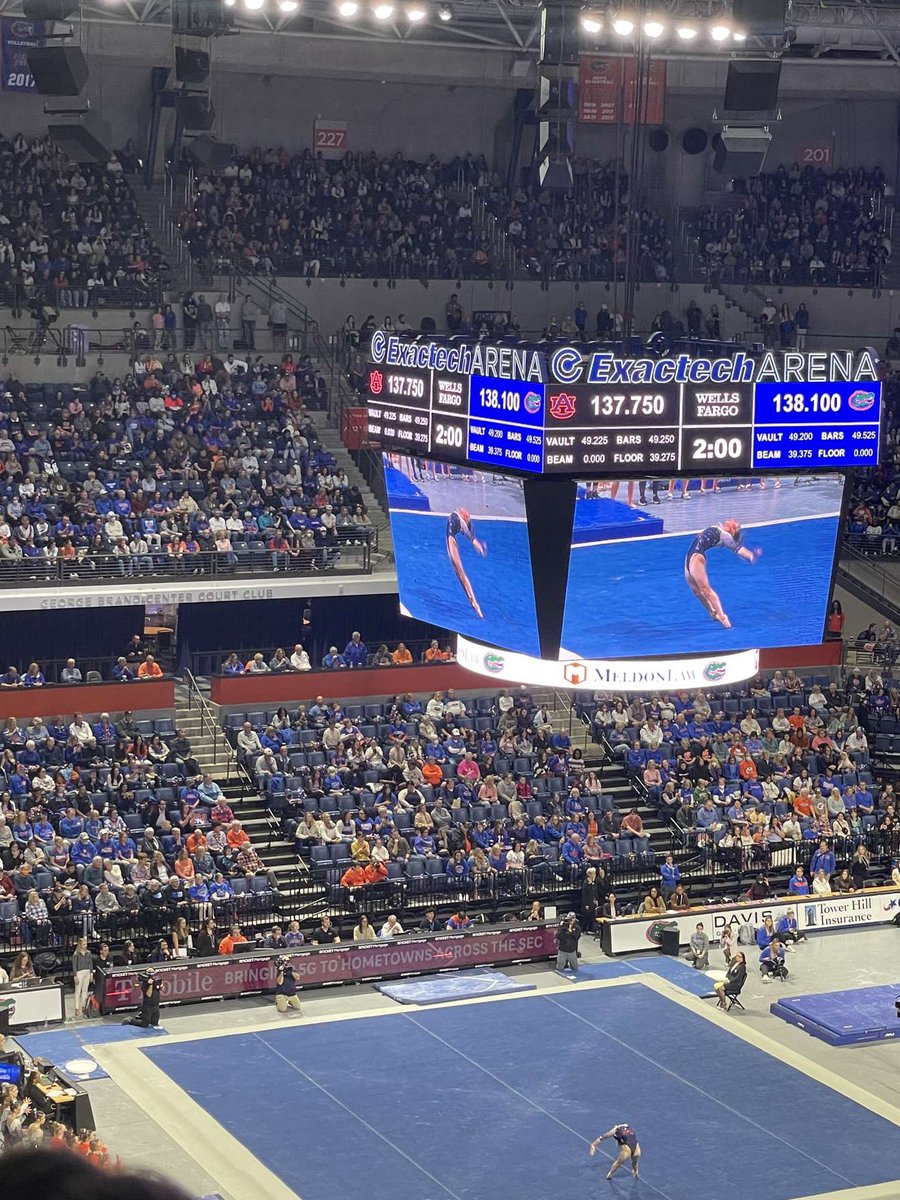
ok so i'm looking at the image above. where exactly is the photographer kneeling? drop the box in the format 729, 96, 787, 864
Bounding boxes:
274, 955, 302, 1015
759, 938, 789, 984
122, 968, 161, 1027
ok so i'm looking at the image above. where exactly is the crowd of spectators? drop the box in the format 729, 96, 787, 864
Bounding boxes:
0, 351, 373, 581
0, 134, 164, 313
846, 449, 900, 565
583, 669, 897, 875
219, 635, 454, 675
0, 707, 282, 949
179, 148, 492, 280
228, 684, 646, 918
477, 158, 672, 283
693, 163, 888, 287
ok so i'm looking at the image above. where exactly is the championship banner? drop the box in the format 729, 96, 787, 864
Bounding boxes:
578, 55, 666, 125
1, 17, 43, 92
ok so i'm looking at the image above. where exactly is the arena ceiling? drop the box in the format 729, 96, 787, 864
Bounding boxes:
1, 0, 900, 58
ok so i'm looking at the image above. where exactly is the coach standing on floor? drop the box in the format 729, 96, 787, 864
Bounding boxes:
556, 911, 582, 974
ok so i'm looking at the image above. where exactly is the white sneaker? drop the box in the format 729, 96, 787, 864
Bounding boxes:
786, 944, 795, 952
761, 974, 771, 984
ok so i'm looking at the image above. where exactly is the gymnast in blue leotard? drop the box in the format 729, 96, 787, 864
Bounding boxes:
684, 520, 759, 629
446, 507, 487, 619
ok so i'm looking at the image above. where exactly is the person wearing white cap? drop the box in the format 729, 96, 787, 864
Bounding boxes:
343, 631, 368, 669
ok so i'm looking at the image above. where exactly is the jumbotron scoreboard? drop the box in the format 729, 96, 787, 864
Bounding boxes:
365, 333, 882, 476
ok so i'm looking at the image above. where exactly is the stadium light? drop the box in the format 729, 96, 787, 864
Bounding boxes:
244, 0, 265, 10
580, 10, 603, 34
406, 2, 427, 20
373, 2, 395, 17
710, 21, 731, 41
643, 17, 665, 38
438, 2, 451, 18
675, 23, 697, 39
732, 28, 747, 41
611, 15, 635, 35
278, 0, 299, 10
337, 0, 359, 13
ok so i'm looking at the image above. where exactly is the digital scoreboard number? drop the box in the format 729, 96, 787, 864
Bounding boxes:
365, 339, 882, 477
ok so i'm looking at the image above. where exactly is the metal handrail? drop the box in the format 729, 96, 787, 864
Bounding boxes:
183, 667, 237, 778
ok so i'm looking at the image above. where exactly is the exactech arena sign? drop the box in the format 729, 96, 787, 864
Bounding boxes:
455, 636, 759, 692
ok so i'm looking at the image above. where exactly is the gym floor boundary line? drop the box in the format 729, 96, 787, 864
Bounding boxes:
404, 1012, 677, 1200
546, 994, 859, 1192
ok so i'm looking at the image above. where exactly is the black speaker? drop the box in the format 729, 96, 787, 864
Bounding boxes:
48, 112, 111, 163
175, 46, 210, 83
538, 156, 575, 191
733, 0, 786, 37
539, 1, 580, 64
713, 127, 772, 177
681, 127, 708, 156
724, 59, 782, 112
186, 134, 232, 169
648, 128, 669, 153
178, 94, 215, 130
27, 45, 88, 95
22, 0, 79, 19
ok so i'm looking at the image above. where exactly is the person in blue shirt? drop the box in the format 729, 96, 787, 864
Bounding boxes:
759, 938, 788, 982
564, 789, 584, 818
561, 833, 584, 869
113, 658, 136, 682
322, 647, 347, 670
810, 839, 835, 877
776, 907, 805, 946
446, 910, 472, 930
470, 821, 491, 849
22, 663, 45, 687
563, 818, 586, 842
788, 866, 810, 895
342, 632, 368, 668
625, 742, 646, 773
59, 808, 84, 839
551, 730, 571, 752
32, 818, 55, 847
413, 832, 436, 857
755, 915, 777, 950
528, 816, 549, 843
71, 833, 96, 868
659, 854, 681, 898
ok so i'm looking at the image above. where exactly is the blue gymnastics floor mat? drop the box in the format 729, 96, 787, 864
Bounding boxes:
577, 955, 717, 998
771, 984, 900, 1046
17, 1023, 169, 1078
375, 968, 536, 1005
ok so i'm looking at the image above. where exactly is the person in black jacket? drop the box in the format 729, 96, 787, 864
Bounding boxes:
581, 867, 601, 936
556, 912, 581, 973
714, 951, 747, 1009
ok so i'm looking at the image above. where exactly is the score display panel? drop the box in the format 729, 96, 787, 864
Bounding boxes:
365, 336, 882, 476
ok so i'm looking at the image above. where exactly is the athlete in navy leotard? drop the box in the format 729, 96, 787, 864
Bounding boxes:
589, 1123, 641, 1179
446, 507, 487, 619
684, 519, 759, 630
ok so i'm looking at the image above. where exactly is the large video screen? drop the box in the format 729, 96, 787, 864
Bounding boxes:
383, 453, 541, 657
560, 474, 845, 659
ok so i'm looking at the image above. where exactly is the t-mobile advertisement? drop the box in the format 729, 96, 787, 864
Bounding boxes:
99, 925, 558, 1011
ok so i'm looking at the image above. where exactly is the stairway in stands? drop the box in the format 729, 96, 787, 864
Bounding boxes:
174, 684, 306, 908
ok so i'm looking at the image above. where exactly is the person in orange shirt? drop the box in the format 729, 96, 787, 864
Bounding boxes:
424, 639, 448, 662
137, 654, 163, 678
792, 789, 813, 818
392, 642, 413, 665
362, 861, 387, 884
422, 756, 443, 787
340, 863, 368, 887
218, 924, 248, 955
186, 829, 207, 856
226, 820, 251, 850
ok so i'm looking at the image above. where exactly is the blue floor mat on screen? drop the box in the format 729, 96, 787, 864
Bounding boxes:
375, 969, 536, 1005
771, 984, 900, 1046
577, 956, 716, 997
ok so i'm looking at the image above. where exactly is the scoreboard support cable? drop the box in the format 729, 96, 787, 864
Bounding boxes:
365, 335, 882, 477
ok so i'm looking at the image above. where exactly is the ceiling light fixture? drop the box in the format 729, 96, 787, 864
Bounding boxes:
580, 10, 603, 34
643, 18, 665, 37
406, 3, 426, 20
710, 22, 731, 40
337, 0, 359, 13
373, 2, 394, 17
611, 15, 634, 35
438, 2, 451, 17
278, 0, 299, 10
675, 23, 697, 39
244, 0, 265, 10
